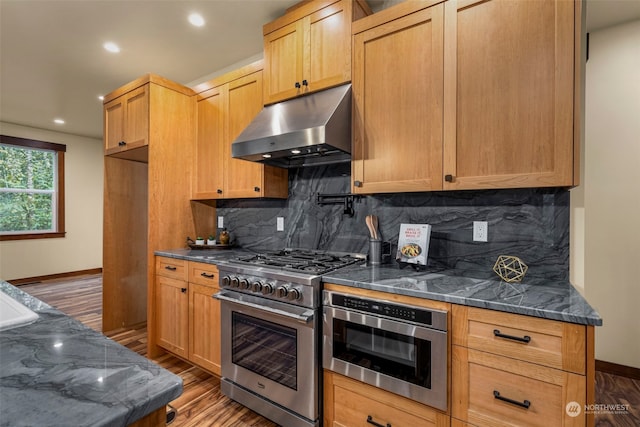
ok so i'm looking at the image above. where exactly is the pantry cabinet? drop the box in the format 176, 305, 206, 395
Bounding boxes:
262, 0, 371, 104
451, 305, 594, 426
103, 74, 197, 338
154, 257, 221, 375
352, 0, 583, 194
192, 61, 288, 200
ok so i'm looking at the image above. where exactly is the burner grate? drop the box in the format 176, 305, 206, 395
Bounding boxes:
234, 249, 363, 275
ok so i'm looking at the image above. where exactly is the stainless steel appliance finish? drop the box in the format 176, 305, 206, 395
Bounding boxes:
216, 249, 365, 427
231, 84, 352, 168
323, 290, 449, 411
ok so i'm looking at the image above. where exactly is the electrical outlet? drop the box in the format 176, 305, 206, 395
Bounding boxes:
218, 216, 224, 229
277, 217, 284, 232
473, 221, 488, 242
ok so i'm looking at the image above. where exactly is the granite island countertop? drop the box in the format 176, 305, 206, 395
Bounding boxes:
0, 281, 182, 427
155, 248, 602, 326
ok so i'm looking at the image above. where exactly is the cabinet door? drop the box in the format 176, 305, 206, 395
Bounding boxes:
193, 86, 226, 199
122, 85, 149, 150
443, 0, 575, 189
104, 97, 125, 154
263, 20, 305, 104
103, 85, 149, 155
352, 5, 444, 194
189, 283, 220, 375
156, 276, 189, 358
307, 1, 351, 93
223, 71, 267, 198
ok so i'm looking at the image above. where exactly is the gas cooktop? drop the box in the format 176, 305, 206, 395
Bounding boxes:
231, 248, 365, 275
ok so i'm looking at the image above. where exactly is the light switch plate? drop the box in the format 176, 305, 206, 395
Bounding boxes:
277, 217, 284, 232
218, 216, 224, 229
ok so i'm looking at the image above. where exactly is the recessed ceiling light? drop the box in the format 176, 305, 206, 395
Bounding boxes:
188, 13, 205, 27
98, 95, 104, 101
54, 119, 65, 125
103, 42, 120, 53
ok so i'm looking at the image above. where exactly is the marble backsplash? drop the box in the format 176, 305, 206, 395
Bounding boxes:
216, 163, 570, 281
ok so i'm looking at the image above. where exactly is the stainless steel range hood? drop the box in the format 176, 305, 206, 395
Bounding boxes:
231, 84, 351, 168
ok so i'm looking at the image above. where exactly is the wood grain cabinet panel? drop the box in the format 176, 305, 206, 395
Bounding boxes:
351, 0, 582, 193
104, 85, 149, 157
352, 2, 444, 194
263, 0, 371, 104
193, 63, 288, 200
156, 275, 189, 358
452, 346, 585, 426
452, 305, 586, 375
443, 0, 577, 189
189, 282, 221, 375
324, 371, 450, 427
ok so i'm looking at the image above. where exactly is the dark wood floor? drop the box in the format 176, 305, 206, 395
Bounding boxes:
18, 274, 640, 427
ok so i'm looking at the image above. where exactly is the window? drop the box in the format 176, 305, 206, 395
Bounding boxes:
0, 135, 66, 240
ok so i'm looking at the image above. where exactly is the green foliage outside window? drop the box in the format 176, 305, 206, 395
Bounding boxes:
0, 144, 56, 232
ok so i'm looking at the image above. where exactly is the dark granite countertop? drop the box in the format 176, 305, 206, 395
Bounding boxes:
0, 281, 182, 427
155, 248, 602, 326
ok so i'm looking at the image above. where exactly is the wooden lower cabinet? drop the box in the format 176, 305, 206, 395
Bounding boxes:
154, 257, 221, 375
452, 346, 586, 426
324, 371, 450, 427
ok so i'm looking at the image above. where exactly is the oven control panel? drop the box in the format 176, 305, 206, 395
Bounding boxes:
218, 271, 314, 307
328, 292, 447, 330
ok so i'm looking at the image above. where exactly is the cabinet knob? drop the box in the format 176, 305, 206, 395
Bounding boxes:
118, 141, 126, 146
254, 186, 260, 192
295, 82, 301, 89
444, 174, 454, 182
180, 287, 187, 293
354, 180, 363, 188
302, 79, 308, 87
217, 189, 223, 194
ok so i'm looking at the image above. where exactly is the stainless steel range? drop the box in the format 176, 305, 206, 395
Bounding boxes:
215, 249, 364, 427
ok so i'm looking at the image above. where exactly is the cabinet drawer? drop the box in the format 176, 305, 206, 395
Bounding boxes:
155, 257, 188, 281
452, 346, 585, 427
188, 262, 219, 287
324, 371, 450, 427
452, 305, 586, 374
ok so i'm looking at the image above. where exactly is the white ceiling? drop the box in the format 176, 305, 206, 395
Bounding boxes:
1, 0, 639, 141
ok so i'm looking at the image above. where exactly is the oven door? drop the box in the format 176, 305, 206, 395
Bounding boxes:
216, 290, 318, 423
323, 304, 448, 411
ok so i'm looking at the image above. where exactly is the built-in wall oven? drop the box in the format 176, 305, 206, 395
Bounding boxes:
323, 290, 449, 411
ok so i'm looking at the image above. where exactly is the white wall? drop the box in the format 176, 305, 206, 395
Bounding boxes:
0, 122, 103, 281
579, 20, 640, 369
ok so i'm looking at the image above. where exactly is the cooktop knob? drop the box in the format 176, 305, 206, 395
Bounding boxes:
262, 283, 274, 295
287, 288, 301, 301
239, 278, 250, 290
252, 281, 263, 293
276, 286, 289, 298
230, 277, 240, 288
222, 276, 231, 287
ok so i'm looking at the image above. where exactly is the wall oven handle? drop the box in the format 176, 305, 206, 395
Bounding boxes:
214, 292, 315, 324
366, 415, 391, 427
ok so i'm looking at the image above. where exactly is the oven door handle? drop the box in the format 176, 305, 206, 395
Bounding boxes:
214, 291, 315, 324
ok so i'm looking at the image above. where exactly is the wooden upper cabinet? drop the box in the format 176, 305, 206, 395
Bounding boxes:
192, 62, 288, 200
193, 86, 226, 199
263, 0, 371, 104
352, 2, 444, 194
443, 0, 577, 190
104, 85, 149, 157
